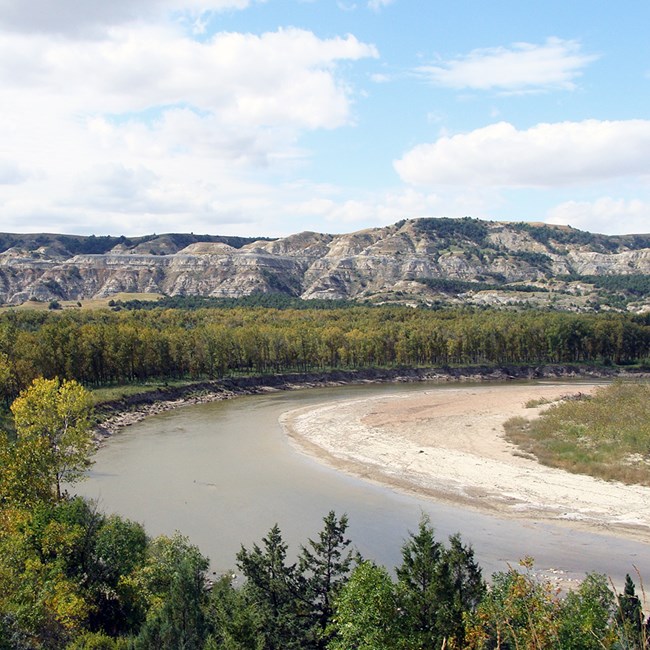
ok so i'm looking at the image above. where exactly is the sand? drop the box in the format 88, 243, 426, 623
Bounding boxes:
281, 383, 650, 542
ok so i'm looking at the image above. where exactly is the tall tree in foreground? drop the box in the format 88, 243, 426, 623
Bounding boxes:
10, 377, 94, 501
328, 561, 409, 650
236, 524, 306, 650
397, 515, 485, 649
396, 514, 443, 646
616, 573, 648, 650
299, 511, 358, 648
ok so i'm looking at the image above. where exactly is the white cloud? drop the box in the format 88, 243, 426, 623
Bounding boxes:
0, 27, 376, 127
394, 119, 650, 187
546, 198, 650, 235
315, 187, 492, 229
368, 0, 394, 10
0, 0, 253, 36
0, 23, 377, 234
0, 160, 31, 184
417, 38, 596, 92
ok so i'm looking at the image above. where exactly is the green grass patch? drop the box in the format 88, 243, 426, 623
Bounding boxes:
89, 379, 198, 406
504, 382, 650, 485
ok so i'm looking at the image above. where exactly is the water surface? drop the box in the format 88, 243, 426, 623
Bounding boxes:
74, 382, 650, 584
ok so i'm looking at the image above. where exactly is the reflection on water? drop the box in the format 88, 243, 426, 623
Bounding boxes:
74, 382, 650, 583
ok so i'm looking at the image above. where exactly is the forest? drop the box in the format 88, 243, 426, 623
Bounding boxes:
1, 304, 650, 647
0, 305, 648, 408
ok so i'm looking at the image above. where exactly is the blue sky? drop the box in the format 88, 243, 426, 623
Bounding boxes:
1, 0, 649, 238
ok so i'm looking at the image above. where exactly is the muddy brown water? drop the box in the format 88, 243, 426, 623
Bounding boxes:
74, 382, 650, 586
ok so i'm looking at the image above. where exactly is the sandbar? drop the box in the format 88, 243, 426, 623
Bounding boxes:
281, 382, 650, 542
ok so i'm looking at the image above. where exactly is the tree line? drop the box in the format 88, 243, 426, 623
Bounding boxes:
0, 307, 648, 405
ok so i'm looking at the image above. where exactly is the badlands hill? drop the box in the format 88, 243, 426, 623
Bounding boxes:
1, 218, 649, 311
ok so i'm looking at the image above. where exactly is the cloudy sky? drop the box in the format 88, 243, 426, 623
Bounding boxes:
1, 0, 649, 237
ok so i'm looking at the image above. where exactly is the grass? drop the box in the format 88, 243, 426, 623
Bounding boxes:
525, 397, 554, 408
504, 381, 650, 486
89, 378, 199, 405
0, 292, 164, 312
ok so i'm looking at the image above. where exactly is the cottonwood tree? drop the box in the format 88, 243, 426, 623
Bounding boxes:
465, 557, 562, 649
328, 561, 409, 650
10, 377, 94, 501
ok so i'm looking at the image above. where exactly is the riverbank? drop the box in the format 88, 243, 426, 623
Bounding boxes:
91, 364, 647, 441
281, 382, 650, 543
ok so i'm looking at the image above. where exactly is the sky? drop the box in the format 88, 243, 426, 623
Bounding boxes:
1, 1, 650, 238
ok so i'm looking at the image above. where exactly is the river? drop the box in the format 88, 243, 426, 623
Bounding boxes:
74, 381, 650, 585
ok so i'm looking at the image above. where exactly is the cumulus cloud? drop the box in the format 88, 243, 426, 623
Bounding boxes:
417, 38, 596, 92
546, 198, 650, 235
0, 0, 253, 36
394, 120, 650, 187
0, 27, 376, 127
315, 187, 500, 229
0, 16, 378, 235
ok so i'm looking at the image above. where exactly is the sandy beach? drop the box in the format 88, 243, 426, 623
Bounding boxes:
281, 382, 650, 542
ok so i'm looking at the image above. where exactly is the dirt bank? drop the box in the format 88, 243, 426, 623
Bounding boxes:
92, 364, 648, 442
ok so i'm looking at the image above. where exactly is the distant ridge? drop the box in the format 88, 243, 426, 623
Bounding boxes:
1, 218, 649, 312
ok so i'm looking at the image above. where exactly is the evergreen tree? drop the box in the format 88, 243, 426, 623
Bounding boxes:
236, 524, 306, 650
617, 574, 647, 649
207, 574, 264, 650
396, 514, 443, 646
396, 515, 485, 649
298, 511, 358, 648
135, 549, 209, 649
437, 533, 485, 646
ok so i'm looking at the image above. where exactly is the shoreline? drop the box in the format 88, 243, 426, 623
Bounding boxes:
281, 382, 650, 544
90, 366, 650, 543
91, 364, 648, 442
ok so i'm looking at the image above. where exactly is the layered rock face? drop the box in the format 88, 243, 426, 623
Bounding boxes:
0, 219, 649, 309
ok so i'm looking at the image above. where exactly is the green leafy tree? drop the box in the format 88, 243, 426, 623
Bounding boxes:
89, 515, 149, 636
328, 560, 410, 650
135, 553, 209, 649
0, 501, 92, 649
10, 377, 94, 501
0, 430, 53, 507
465, 557, 562, 650
558, 573, 616, 649
0, 351, 14, 409
132, 533, 210, 649
207, 575, 264, 650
